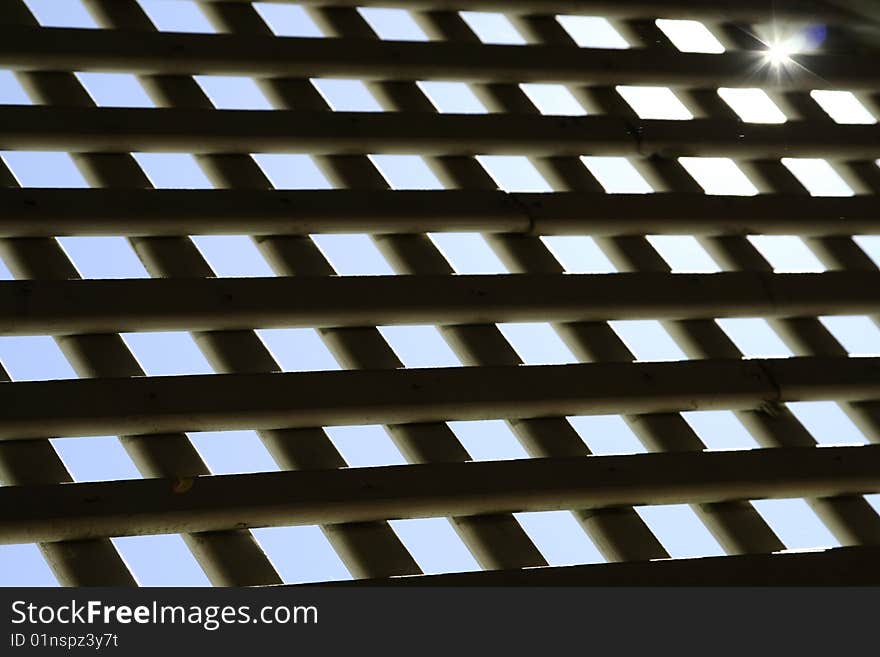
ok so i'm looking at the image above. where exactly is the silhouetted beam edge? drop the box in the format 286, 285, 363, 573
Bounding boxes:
2, 272, 880, 334
1, 357, 879, 439
2, 107, 880, 157
300, 546, 880, 586
0, 26, 871, 89
1, 445, 877, 544
0, 189, 878, 237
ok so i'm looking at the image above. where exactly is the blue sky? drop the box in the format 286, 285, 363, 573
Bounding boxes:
2, 0, 880, 586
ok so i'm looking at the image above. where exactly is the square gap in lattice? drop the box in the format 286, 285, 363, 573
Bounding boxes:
357, 8, 428, 41
580, 156, 653, 193
0, 336, 78, 381
680, 410, 760, 451
251, 154, 332, 189
519, 84, 587, 115
75, 72, 155, 108
713, 318, 793, 358
416, 81, 487, 114
458, 12, 526, 44
750, 499, 841, 550
389, 518, 481, 574
447, 419, 529, 461
654, 19, 725, 53
540, 236, 617, 273
496, 323, 577, 365
132, 153, 214, 189
678, 158, 758, 195
311, 79, 383, 111
0, 256, 13, 280
427, 233, 508, 274
253, 3, 324, 38
616, 86, 693, 120
607, 320, 688, 362
50, 436, 141, 482
325, 425, 408, 468
58, 237, 149, 279
635, 504, 726, 559
819, 316, 880, 356
785, 402, 870, 446
476, 155, 552, 192
137, 0, 216, 33
378, 325, 462, 368
0, 70, 30, 104
746, 235, 826, 272
369, 154, 443, 189
810, 91, 877, 124
310, 234, 395, 275
555, 16, 629, 49
0, 545, 59, 586
192, 235, 275, 277
514, 511, 605, 566
854, 235, 880, 269
646, 235, 721, 272
566, 415, 646, 456
121, 332, 214, 376
1, 151, 89, 187
251, 526, 352, 584
194, 76, 273, 110
717, 88, 787, 123
780, 158, 854, 196
23, 0, 97, 28
112, 535, 211, 586
188, 430, 281, 475
256, 328, 341, 372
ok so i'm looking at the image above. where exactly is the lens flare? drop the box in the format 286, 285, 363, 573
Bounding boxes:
765, 42, 794, 66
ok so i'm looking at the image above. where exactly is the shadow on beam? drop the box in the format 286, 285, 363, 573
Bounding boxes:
294, 546, 880, 586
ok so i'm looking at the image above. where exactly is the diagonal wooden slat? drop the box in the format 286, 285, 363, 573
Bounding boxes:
2, 272, 880, 334
3, 106, 880, 158
3, 445, 879, 543
2, 357, 880, 439
0, 27, 873, 90
0, 189, 878, 237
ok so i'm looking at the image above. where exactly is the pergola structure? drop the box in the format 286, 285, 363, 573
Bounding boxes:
1, 0, 880, 586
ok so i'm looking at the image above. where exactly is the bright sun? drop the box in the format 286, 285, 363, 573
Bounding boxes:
765, 42, 794, 66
